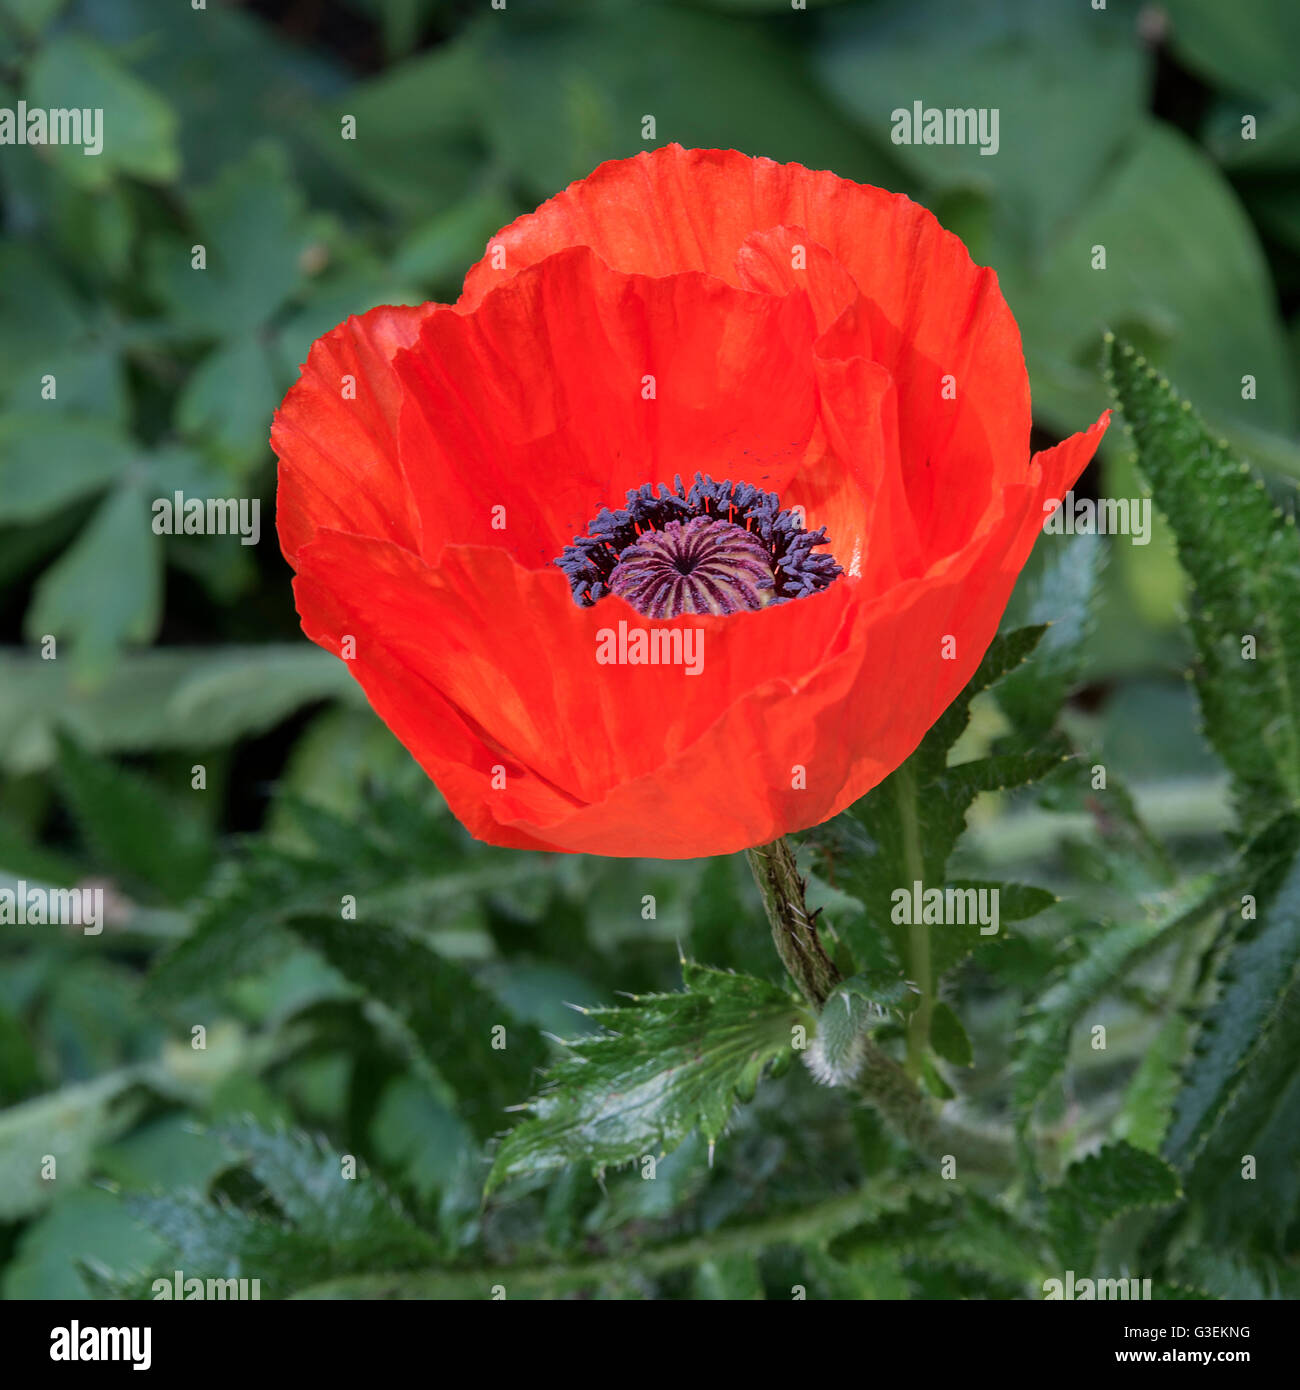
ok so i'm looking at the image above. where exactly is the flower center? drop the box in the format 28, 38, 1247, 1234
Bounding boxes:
610, 517, 773, 618
555, 473, 843, 617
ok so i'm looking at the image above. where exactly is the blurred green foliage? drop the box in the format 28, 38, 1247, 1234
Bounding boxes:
1, 0, 1299, 1299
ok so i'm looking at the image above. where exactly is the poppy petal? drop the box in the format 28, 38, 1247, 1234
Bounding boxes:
273, 303, 436, 563
459, 145, 1029, 556
391, 246, 822, 571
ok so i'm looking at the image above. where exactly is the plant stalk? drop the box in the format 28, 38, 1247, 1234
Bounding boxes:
746, 834, 1012, 1179
745, 837, 841, 1007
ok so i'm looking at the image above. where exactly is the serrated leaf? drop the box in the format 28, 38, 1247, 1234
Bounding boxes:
54, 734, 213, 903
1172, 1249, 1300, 1301
1114, 1011, 1192, 1155
283, 914, 547, 1142
831, 1189, 1047, 1292
146, 785, 547, 1008
216, 1122, 437, 1257
1106, 336, 1300, 830
1013, 873, 1228, 1132
123, 1126, 435, 1298
1046, 1141, 1180, 1269
1165, 815, 1300, 1244
999, 533, 1106, 738
1165, 815, 1300, 1166
487, 961, 804, 1192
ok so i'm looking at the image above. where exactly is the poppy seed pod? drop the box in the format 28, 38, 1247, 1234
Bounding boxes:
273, 145, 1107, 858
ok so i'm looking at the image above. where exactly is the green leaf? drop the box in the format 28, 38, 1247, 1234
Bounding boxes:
815, 0, 1148, 255
930, 1002, 973, 1068
1046, 1141, 1180, 1269
216, 1121, 435, 1250
999, 532, 1106, 738
54, 734, 213, 903
0, 644, 362, 775
1014, 123, 1296, 471
392, 186, 517, 287
487, 960, 804, 1192
0, 1069, 144, 1220
146, 144, 319, 340
949, 879, 1057, 924
0, 341, 128, 424
312, 39, 487, 220
25, 482, 161, 680
830, 1189, 1047, 1292
175, 338, 281, 473
1162, 0, 1300, 102
827, 970, 920, 1018
0, 244, 87, 384
145, 779, 541, 1003
2, 1187, 166, 1300
123, 1123, 436, 1298
1013, 873, 1228, 1133
1106, 336, 1300, 829
0, 416, 134, 524
1171, 1249, 1300, 1301
475, 5, 895, 203
808, 971, 918, 1087
26, 35, 179, 187
824, 626, 1068, 984
1166, 815, 1300, 1244
283, 914, 547, 1142
1114, 1011, 1192, 1155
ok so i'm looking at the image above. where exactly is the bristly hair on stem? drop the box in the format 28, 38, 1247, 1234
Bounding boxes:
745, 835, 1013, 1178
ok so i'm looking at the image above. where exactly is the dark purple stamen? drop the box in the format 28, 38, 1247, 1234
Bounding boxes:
554, 473, 844, 615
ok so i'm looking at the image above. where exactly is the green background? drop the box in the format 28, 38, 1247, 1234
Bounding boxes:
0, 0, 1297, 1299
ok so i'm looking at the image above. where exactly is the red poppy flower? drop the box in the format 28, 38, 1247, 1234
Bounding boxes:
273, 145, 1106, 859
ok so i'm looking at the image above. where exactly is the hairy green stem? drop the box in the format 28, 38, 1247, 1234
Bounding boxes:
745, 838, 841, 1007
852, 1038, 1012, 1174
745, 835, 1013, 1179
